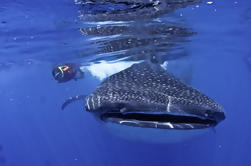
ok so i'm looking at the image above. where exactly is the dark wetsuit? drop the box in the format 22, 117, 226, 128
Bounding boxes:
53, 63, 77, 83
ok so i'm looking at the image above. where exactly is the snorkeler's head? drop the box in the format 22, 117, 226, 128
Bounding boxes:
52, 64, 76, 83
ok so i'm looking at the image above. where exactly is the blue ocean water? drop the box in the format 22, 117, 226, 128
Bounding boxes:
0, 0, 251, 166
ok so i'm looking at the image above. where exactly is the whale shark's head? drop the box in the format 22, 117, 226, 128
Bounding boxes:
85, 62, 225, 130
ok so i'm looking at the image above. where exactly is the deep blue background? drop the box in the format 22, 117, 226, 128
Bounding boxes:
0, 0, 251, 166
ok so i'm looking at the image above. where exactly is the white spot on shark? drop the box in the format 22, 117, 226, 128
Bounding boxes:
167, 96, 172, 112
86, 97, 90, 110
91, 96, 95, 109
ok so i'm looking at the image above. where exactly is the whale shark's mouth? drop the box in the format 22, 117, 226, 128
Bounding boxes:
101, 112, 218, 130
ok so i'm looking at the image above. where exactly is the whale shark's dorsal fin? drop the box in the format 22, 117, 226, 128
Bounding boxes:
61, 95, 87, 110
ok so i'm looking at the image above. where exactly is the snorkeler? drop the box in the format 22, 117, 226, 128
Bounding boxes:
52, 61, 142, 83
51, 58, 179, 83
52, 63, 84, 83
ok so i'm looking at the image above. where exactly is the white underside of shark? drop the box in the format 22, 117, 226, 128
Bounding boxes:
104, 121, 211, 144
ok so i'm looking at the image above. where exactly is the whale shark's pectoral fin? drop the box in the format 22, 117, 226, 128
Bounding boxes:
61, 95, 87, 110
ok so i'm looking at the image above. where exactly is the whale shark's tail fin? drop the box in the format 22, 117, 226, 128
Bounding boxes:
61, 95, 87, 110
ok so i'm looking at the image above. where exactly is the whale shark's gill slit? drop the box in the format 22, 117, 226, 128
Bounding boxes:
61, 95, 87, 110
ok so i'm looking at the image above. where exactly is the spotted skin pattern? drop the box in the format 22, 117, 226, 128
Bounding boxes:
86, 62, 224, 122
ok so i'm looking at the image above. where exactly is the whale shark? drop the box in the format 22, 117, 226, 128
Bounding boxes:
62, 62, 225, 131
